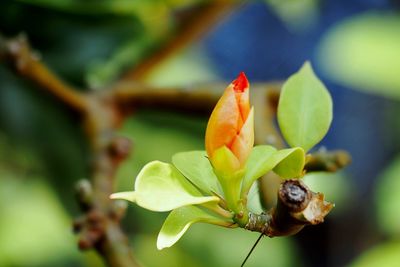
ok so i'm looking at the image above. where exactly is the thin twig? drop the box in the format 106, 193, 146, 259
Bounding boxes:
241, 233, 264, 267
0, 33, 139, 267
121, 1, 236, 81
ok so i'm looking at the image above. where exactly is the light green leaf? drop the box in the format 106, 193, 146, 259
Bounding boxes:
317, 13, 400, 100
209, 146, 241, 178
375, 156, 400, 236
277, 62, 333, 152
241, 145, 277, 196
157, 205, 234, 250
272, 147, 305, 179
241, 146, 305, 197
348, 241, 400, 267
247, 182, 264, 214
111, 161, 219, 212
172, 151, 222, 196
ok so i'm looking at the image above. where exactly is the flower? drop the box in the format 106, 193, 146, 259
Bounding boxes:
205, 72, 254, 173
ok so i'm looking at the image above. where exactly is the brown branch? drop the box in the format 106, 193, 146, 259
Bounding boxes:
1, 33, 139, 267
110, 80, 285, 116
73, 133, 141, 267
245, 179, 333, 236
0, 34, 88, 112
0, 31, 350, 267
305, 149, 352, 173
121, 1, 236, 81
111, 81, 224, 115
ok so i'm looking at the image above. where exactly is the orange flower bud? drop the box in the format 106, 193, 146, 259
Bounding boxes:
205, 72, 254, 169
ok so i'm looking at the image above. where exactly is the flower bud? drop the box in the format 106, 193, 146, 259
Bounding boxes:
205, 72, 254, 172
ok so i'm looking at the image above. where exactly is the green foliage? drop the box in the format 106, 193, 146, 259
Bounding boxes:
241, 145, 277, 196
347, 242, 400, 267
172, 151, 222, 196
207, 146, 242, 179
375, 156, 400, 236
114, 61, 333, 249
272, 147, 305, 178
157, 205, 232, 250
241, 146, 305, 197
246, 182, 264, 214
112, 161, 219, 212
115, 111, 206, 191
317, 13, 400, 99
278, 62, 333, 152
0, 0, 340, 265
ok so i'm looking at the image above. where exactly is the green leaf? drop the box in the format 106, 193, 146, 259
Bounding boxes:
209, 146, 241, 177
316, 14, 400, 100
241, 145, 277, 196
247, 182, 264, 214
375, 156, 400, 236
172, 151, 222, 196
111, 161, 219, 212
277, 62, 333, 152
272, 147, 305, 179
157, 205, 234, 250
348, 241, 400, 267
241, 146, 305, 197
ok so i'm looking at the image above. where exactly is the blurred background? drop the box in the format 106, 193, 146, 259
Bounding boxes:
1, 0, 400, 266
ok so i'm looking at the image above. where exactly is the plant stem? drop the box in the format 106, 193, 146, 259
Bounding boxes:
0, 32, 344, 267
216, 171, 249, 227
202, 201, 234, 219
245, 179, 333, 237
121, 1, 236, 81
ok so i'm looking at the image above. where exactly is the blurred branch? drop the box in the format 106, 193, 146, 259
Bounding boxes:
110, 80, 283, 118
305, 149, 352, 173
0, 33, 88, 113
121, 1, 237, 81
111, 81, 222, 114
0, 30, 350, 267
0, 33, 139, 267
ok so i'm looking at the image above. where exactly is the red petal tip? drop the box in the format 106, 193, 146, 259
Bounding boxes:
232, 72, 249, 93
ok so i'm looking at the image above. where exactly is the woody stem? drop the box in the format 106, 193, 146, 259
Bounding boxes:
245, 179, 334, 236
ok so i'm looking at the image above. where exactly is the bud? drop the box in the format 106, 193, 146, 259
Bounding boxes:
205, 72, 254, 173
